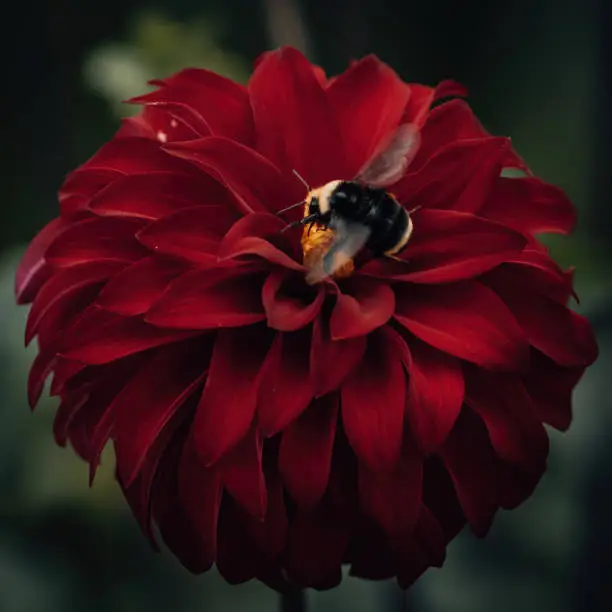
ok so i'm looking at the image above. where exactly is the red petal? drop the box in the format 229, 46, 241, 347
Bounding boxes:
327, 55, 410, 176
522, 350, 584, 431
478, 176, 576, 235
127, 98, 209, 142
63, 358, 144, 465
363, 209, 526, 283
193, 326, 272, 465
434, 80, 469, 99
32, 280, 104, 350
220, 427, 267, 520
395, 281, 530, 370
249, 46, 347, 185
68, 136, 195, 176
156, 510, 215, 572
502, 249, 577, 304
67, 403, 108, 462
358, 440, 422, 538
496, 460, 545, 511
135, 105, 201, 142
401, 80, 468, 128
279, 393, 338, 506
216, 498, 260, 584
60, 307, 193, 364
242, 465, 288, 559
141, 202, 238, 238
115, 116, 150, 139
53, 391, 88, 446
286, 507, 347, 588
114, 340, 208, 486
176, 435, 222, 568
312, 64, 327, 85
262, 270, 324, 331
347, 519, 395, 581
31, 302, 122, 408
422, 459, 465, 542
257, 328, 314, 436
414, 99, 487, 167
400, 85, 435, 128
309, 313, 366, 398
396, 506, 447, 589
26, 261, 123, 344
395, 137, 511, 211
156, 495, 218, 573
134, 67, 254, 144
145, 266, 267, 329
88, 407, 119, 482
220, 236, 303, 271
145, 427, 182, 524
50, 357, 86, 396
45, 217, 147, 267
60, 138, 196, 213
465, 369, 549, 468
440, 410, 499, 537
217, 501, 292, 590
410, 97, 527, 174
16, 218, 68, 304
484, 270, 598, 366
405, 338, 465, 454
136, 205, 238, 263
330, 277, 395, 340
119, 410, 184, 548
60, 169, 121, 214
89, 172, 235, 219
163, 137, 299, 214
28, 351, 55, 408
217, 212, 302, 263
96, 256, 186, 316
341, 328, 406, 471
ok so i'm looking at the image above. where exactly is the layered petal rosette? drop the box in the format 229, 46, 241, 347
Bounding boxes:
16, 47, 597, 590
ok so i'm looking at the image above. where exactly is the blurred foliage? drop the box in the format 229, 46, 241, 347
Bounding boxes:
85, 10, 250, 116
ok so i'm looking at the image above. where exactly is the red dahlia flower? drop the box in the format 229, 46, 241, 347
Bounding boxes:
16, 47, 597, 590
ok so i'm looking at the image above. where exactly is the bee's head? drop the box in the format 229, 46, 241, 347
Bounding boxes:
307, 180, 341, 216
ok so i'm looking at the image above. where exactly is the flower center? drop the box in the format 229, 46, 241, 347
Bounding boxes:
300, 222, 354, 280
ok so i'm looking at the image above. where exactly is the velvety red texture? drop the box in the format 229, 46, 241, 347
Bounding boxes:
16, 47, 597, 591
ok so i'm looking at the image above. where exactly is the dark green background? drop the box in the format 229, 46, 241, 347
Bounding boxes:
0, 1, 610, 611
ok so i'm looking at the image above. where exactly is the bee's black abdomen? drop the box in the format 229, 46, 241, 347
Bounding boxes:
369, 204, 409, 255
330, 181, 409, 256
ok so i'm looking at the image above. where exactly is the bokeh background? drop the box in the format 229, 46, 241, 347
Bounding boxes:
1, 0, 610, 611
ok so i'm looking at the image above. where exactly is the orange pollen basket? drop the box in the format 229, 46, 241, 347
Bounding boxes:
300, 215, 354, 280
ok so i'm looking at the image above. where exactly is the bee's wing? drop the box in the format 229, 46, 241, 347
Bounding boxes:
355, 123, 421, 188
305, 217, 372, 284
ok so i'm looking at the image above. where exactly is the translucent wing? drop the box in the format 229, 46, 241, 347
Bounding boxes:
305, 217, 372, 285
356, 123, 421, 188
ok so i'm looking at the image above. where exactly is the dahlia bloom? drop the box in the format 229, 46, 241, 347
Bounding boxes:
16, 47, 597, 590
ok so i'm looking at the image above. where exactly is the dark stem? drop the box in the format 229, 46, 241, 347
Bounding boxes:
280, 588, 306, 612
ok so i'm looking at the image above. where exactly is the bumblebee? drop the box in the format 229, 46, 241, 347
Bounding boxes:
280, 123, 420, 284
